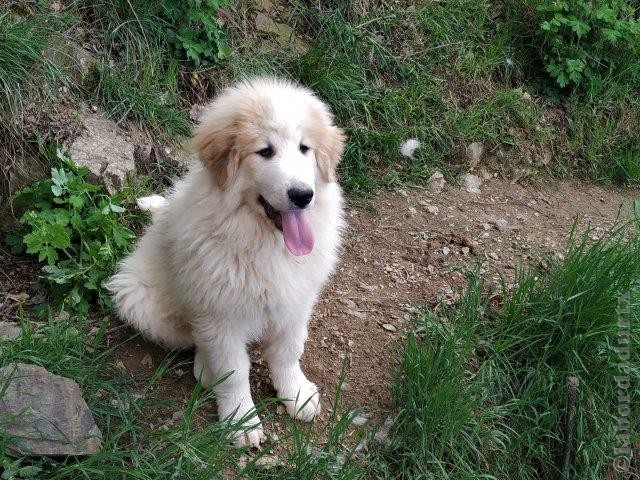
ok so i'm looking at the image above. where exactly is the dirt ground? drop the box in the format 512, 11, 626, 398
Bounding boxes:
1, 176, 638, 439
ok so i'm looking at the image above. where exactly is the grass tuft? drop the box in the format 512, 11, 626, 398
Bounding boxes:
379, 218, 640, 478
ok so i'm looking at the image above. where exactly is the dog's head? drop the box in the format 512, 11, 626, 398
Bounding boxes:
192, 77, 345, 256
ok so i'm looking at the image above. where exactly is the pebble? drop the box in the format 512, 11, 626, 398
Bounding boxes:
255, 455, 279, 468
350, 412, 371, 426
489, 252, 499, 260
340, 298, 358, 310
427, 170, 446, 194
491, 218, 509, 232
381, 323, 397, 332
466, 142, 484, 168
0, 321, 21, 340
459, 173, 482, 194
140, 353, 153, 368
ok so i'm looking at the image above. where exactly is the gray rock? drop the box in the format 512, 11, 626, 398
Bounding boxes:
0, 322, 21, 340
66, 113, 135, 194
350, 412, 371, 426
459, 173, 482, 194
491, 218, 510, 232
255, 13, 308, 53
426, 170, 446, 194
373, 417, 394, 447
67, 46, 97, 83
466, 142, 484, 169
0, 363, 102, 457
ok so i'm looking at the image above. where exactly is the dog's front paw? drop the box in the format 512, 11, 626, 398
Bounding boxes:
231, 421, 267, 449
282, 380, 321, 422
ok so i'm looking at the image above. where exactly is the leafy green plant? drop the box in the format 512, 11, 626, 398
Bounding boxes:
6, 152, 135, 315
161, 0, 231, 65
537, 0, 640, 88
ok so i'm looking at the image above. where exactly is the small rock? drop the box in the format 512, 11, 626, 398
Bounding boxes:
489, 252, 499, 260
0, 364, 102, 456
0, 322, 21, 340
459, 173, 482, 194
426, 170, 446, 193
350, 412, 371, 426
478, 167, 493, 180
339, 298, 357, 310
238, 454, 249, 469
255, 12, 276, 32
461, 247, 470, 255
424, 205, 439, 215
381, 323, 396, 332
442, 246, 451, 255
348, 309, 367, 320
491, 218, 510, 232
255, 455, 279, 468
466, 142, 484, 169
171, 410, 185, 422
110, 399, 130, 411
140, 353, 153, 368
254, 13, 305, 52
374, 417, 394, 447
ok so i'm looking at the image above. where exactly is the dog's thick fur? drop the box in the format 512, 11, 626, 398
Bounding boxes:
106, 78, 345, 447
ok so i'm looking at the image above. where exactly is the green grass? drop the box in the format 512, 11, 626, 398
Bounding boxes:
0, 313, 365, 479
0, 9, 70, 196
373, 219, 640, 479
3, 204, 639, 478
2, 0, 640, 198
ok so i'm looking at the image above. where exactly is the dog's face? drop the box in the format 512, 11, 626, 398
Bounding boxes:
193, 78, 345, 256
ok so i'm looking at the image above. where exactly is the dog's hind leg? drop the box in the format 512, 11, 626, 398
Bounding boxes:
106, 248, 193, 349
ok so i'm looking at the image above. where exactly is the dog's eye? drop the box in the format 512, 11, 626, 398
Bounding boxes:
299, 144, 310, 154
257, 147, 274, 158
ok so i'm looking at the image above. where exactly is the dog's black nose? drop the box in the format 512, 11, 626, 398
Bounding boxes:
288, 188, 314, 208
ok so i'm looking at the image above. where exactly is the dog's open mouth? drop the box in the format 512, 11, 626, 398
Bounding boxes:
259, 195, 283, 231
259, 195, 315, 256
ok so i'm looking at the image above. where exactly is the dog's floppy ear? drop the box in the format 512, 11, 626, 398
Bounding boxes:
192, 114, 240, 188
316, 125, 346, 183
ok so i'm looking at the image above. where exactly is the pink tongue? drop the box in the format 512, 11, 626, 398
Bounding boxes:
281, 210, 315, 256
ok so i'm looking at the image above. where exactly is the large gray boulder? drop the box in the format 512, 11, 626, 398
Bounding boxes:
0, 363, 102, 457
66, 113, 135, 194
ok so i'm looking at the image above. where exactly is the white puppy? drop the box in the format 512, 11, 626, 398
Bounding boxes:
107, 78, 346, 447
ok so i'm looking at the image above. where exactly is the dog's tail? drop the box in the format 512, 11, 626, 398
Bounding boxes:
137, 195, 168, 214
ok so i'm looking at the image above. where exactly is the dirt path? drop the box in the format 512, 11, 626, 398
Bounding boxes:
2, 177, 638, 436
301, 178, 639, 419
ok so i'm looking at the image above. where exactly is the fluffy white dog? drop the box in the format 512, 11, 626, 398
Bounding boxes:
107, 78, 346, 447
